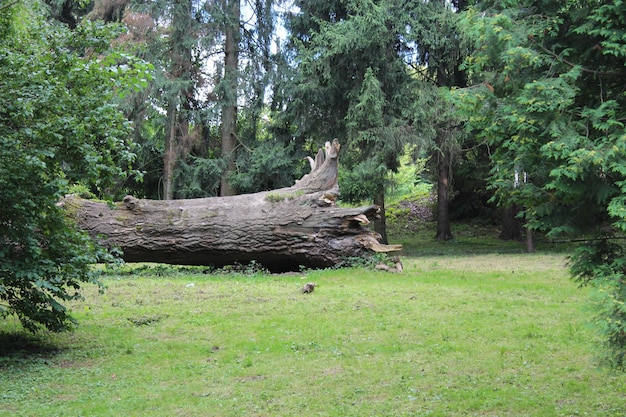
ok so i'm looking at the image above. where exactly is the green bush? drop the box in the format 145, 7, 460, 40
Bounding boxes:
0, 2, 147, 332
570, 239, 626, 369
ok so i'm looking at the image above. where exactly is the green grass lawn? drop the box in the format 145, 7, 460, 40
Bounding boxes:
2, 253, 626, 416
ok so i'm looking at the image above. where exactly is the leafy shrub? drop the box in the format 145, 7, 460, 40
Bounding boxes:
570, 239, 626, 369
0, 3, 147, 332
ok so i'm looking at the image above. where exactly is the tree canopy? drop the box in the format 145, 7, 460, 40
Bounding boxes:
2, 0, 626, 368
287, 0, 460, 240
0, 0, 150, 331
456, 0, 626, 366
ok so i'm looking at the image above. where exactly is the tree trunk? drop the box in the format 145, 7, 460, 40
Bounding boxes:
373, 185, 388, 245
163, 0, 193, 200
435, 152, 453, 241
499, 204, 521, 240
220, 0, 240, 197
526, 226, 535, 253
163, 106, 177, 200
62, 140, 401, 272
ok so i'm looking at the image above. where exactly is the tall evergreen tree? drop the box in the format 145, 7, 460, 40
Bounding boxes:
127, 0, 287, 198
227, 4, 311, 194
285, 0, 471, 241
218, 0, 240, 196
163, 0, 194, 200
402, 0, 471, 241
457, 0, 626, 367
111, 0, 220, 199
286, 0, 423, 242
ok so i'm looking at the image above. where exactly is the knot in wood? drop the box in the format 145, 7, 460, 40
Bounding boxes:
123, 195, 140, 211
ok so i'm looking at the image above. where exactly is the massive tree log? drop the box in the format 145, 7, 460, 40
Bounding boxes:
62, 140, 401, 272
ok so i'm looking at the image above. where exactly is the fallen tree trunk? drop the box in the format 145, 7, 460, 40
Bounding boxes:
62, 140, 401, 272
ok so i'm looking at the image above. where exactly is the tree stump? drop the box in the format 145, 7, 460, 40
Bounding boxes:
61, 140, 401, 271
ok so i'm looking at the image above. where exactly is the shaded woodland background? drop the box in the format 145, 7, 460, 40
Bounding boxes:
2, 0, 626, 366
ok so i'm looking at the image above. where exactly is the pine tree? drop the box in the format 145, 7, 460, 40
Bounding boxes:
402, 0, 471, 241
285, 0, 472, 242
128, 0, 287, 198
163, 0, 194, 200
116, 0, 219, 199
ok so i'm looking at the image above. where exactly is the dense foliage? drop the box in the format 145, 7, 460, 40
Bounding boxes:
2, 0, 626, 368
0, 1, 148, 331
457, 0, 626, 367
286, 0, 467, 241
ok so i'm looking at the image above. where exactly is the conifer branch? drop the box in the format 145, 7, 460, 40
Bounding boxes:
538, 44, 623, 77
548, 236, 626, 244
0, 0, 20, 11
232, 132, 252, 153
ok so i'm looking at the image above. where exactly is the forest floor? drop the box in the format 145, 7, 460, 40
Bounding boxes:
1, 221, 625, 416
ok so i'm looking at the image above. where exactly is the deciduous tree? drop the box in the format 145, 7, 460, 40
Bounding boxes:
0, 0, 149, 331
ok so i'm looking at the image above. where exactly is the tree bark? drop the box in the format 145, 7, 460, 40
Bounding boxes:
62, 140, 401, 272
220, 0, 240, 197
435, 152, 453, 241
499, 204, 521, 240
163, 0, 193, 200
373, 185, 388, 245
526, 226, 535, 253
163, 106, 177, 200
